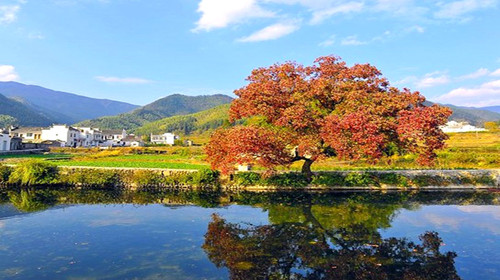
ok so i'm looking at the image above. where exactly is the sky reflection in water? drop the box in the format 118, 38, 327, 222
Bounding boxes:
0, 189, 499, 280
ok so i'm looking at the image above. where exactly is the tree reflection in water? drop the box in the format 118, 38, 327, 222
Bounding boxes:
203, 205, 460, 280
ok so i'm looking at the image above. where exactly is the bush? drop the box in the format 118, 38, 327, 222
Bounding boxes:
263, 173, 309, 187
411, 175, 447, 187
234, 172, 262, 186
311, 172, 345, 186
377, 173, 409, 187
128, 170, 164, 188
189, 169, 220, 186
0, 164, 12, 184
344, 172, 377, 187
8, 160, 59, 186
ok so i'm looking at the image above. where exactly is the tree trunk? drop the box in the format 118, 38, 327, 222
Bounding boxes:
301, 159, 314, 181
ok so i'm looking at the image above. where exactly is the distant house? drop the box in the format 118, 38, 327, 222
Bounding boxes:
123, 135, 144, 147
9, 127, 44, 143
75, 127, 103, 147
440, 121, 487, 133
41, 124, 81, 147
0, 130, 11, 151
150, 133, 178, 145
102, 129, 127, 146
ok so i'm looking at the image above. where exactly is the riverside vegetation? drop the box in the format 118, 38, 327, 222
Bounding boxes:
0, 159, 497, 190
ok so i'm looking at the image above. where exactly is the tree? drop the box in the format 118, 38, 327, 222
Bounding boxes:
206, 56, 451, 177
203, 214, 460, 280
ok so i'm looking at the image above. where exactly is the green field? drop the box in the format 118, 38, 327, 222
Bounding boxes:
56, 154, 209, 170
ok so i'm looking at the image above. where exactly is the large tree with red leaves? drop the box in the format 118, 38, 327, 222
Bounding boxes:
206, 56, 451, 177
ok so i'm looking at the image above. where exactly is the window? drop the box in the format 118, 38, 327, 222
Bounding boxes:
27, 133, 33, 137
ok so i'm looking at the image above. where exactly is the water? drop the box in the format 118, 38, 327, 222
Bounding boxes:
0, 189, 499, 279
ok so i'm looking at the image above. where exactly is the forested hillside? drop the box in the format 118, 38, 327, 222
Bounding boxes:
76, 94, 233, 130
0, 93, 53, 126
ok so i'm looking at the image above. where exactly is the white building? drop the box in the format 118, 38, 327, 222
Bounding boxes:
75, 127, 103, 147
41, 124, 81, 147
150, 133, 178, 145
0, 131, 11, 151
102, 129, 127, 146
123, 135, 144, 147
9, 127, 43, 142
440, 121, 487, 133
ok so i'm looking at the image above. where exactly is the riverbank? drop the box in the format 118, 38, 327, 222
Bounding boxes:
1, 161, 498, 191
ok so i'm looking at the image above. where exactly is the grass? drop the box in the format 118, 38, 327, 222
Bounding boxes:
55, 158, 208, 170
0, 131, 498, 171
0, 153, 72, 160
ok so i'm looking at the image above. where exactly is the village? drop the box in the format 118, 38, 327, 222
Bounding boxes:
0, 120, 488, 153
0, 124, 184, 153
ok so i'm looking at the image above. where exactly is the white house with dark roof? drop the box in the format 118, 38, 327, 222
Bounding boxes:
75, 127, 103, 147
41, 124, 81, 147
9, 127, 44, 142
150, 132, 178, 145
101, 129, 127, 146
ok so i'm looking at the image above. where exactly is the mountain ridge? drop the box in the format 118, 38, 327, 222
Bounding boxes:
0, 81, 139, 124
75, 94, 234, 130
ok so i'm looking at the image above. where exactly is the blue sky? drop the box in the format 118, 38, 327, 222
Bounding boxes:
1, 0, 499, 107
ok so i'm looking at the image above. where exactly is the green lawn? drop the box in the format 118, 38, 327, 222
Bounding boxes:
0, 153, 72, 160
55, 160, 208, 170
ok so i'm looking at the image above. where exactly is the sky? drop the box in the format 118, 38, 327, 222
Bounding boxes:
0, 0, 499, 107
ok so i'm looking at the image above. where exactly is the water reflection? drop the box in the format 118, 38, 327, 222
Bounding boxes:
1, 188, 499, 213
203, 214, 459, 280
0, 188, 499, 279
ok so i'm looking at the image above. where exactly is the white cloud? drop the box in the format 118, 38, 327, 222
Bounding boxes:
490, 68, 500, 76
459, 68, 490, 80
319, 35, 335, 47
340, 35, 366, 46
416, 71, 450, 88
28, 32, 45, 40
238, 21, 299, 42
433, 79, 500, 106
407, 25, 425, 33
0, 5, 20, 24
192, 0, 274, 32
434, 0, 497, 19
309, 1, 364, 24
95, 76, 153, 84
0, 65, 19, 81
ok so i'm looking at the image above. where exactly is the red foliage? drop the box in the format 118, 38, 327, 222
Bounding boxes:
207, 55, 452, 173
397, 105, 452, 165
205, 125, 292, 174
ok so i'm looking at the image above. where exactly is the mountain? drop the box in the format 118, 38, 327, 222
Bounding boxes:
0, 93, 53, 126
445, 104, 500, 126
479, 106, 500, 114
76, 94, 233, 130
134, 103, 231, 136
0, 81, 139, 124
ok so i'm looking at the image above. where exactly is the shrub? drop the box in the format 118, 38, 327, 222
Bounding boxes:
0, 164, 12, 184
263, 173, 309, 187
189, 169, 220, 186
8, 160, 59, 186
377, 173, 409, 187
311, 172, 345, 186
128, 170, 164, 188
234, 172, 262, 186
472, 175, 495, 186
344, 172, 377, 187
411, 175, 446, 187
